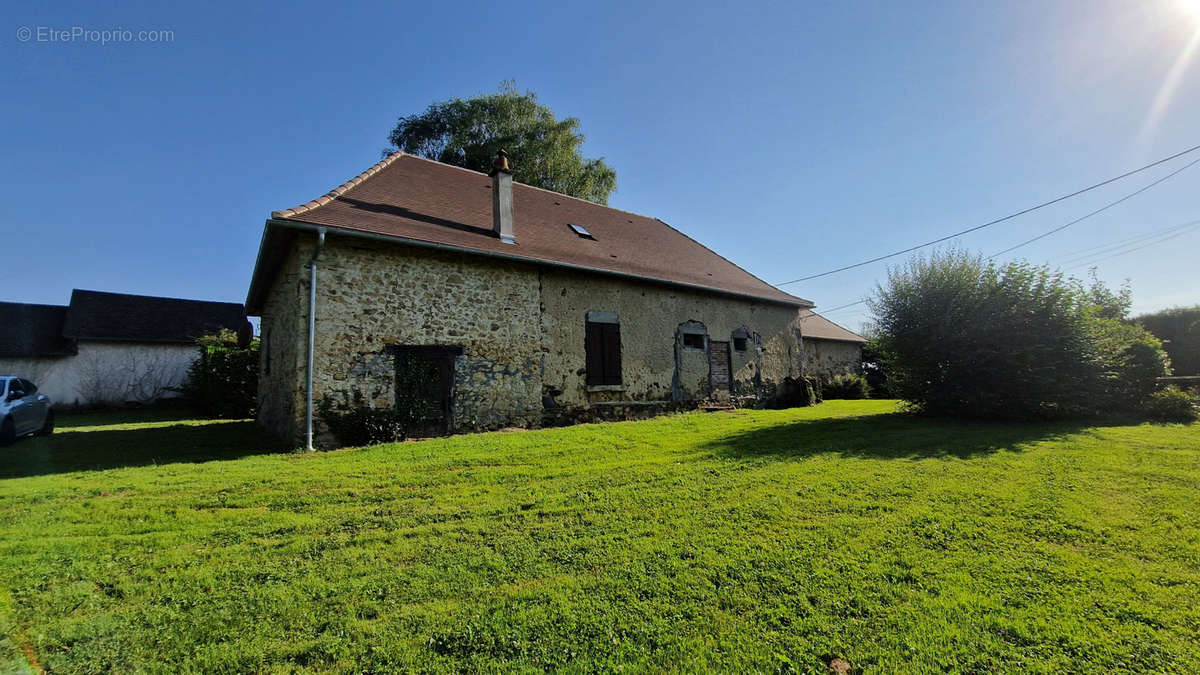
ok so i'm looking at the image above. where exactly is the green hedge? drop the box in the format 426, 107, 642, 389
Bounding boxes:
868, 251, 1169, 420
180, 331, 259, 418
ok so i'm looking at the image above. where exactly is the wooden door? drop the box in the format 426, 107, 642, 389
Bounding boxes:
390, 345, 463, 436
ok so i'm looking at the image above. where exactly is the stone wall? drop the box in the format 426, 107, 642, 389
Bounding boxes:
256, 232, 812, 444
257, 243, 306, 442
803, 338, 863, 380
537, 269, 804, 414
259, 236, 546, 446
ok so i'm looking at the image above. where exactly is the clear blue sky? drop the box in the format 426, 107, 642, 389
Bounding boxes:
4, 0, 1199, 332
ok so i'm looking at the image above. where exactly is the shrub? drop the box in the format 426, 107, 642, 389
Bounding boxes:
1135, 305, 1200, 375
318, 394, 415, 447
768, 376, 821, 408
317, 358, 436, 447
861, 339, 890, 397
1093, 325, 1170, 403
1143, 387, 1198, 423
179, 330, 258, 418
823, 373, 870, 399
867, 251, 1169, 420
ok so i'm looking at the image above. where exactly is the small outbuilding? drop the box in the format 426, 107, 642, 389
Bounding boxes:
0, 290, 249, 407
797, 310, 868, 379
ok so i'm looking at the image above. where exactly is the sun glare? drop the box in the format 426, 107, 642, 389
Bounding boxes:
1183, 0, 1200, 18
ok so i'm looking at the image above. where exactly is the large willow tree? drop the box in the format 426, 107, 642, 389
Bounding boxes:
387, 82, 617, 205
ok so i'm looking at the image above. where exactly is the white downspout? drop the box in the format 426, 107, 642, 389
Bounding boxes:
305, 227, 326, 452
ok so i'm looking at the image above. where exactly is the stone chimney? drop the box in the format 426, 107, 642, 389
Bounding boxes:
490, 149, 515, 244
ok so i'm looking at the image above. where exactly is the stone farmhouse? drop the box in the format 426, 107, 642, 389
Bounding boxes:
246, 151, 861, 447
0, 290, 249, 407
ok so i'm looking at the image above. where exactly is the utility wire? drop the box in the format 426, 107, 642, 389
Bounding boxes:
988, 155, 1200, 257
1054, 218, 1200, 265
1066, 225, 1200, 270
817, 299, 868, 314
813, 217, 1200, 318
775, 142, 1200, 286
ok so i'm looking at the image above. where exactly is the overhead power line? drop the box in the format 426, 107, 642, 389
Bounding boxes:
1066, 222, 1200, 270
818, 299, 869, 314
988, 155, 1200, 257
775, 142, 1200, 287
1054, 218, 1200, 265
813, 217, 1200, 318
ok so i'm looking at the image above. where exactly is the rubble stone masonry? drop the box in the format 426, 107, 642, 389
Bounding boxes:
257, 234, 809, 446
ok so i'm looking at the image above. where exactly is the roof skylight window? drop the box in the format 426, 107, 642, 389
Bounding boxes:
568, 223, 595, 239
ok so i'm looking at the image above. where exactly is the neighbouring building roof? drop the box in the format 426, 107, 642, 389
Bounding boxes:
62, 289, 248, 344
0, 302, 77, 357
798, 310, 868, 344
247, 152, 812, 313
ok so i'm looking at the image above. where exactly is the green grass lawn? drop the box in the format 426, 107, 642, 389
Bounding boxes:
0, 401, 1197, 673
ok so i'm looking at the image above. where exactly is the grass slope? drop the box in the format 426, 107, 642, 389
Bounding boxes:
0, 401, 1197, 672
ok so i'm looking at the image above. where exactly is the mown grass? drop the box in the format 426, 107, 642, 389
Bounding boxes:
0, 401, 1197, 673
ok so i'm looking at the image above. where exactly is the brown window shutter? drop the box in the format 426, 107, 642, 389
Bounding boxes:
602, 323, 622, 385
585, 321, 605, 386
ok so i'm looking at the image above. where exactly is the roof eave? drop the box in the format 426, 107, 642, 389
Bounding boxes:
802, 335, 868, 345
256, 218, 814, 310
245, 221, 276, 314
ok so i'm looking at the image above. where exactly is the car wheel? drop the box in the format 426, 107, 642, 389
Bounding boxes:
0, 417, 13, 447
37, 410, 55, 437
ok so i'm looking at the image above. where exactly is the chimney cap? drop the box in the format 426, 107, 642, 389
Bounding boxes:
490, 149, 512, 176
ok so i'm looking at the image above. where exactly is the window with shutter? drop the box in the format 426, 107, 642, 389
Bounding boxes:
585, 319, 622, 386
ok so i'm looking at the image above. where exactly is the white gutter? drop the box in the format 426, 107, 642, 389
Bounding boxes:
305, 227, 326, 452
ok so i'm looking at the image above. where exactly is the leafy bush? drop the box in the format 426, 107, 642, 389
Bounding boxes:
1142, 387, 1198, 423
768, 376, 821, 409
868, 251, 1170, 420
823, 373, 870, 399
318, 359, 437, 447
1093, 325, 1170, 402
861, 339, 890, 397
1135, 305, 1200, 375
318, 394, 415, 447
180, 330, 258, 418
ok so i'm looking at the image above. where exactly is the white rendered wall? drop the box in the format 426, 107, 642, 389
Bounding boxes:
0, 341, 199, 407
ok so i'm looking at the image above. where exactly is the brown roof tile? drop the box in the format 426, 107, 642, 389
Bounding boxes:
798, 310, 868, 343
261, 153, 811, 308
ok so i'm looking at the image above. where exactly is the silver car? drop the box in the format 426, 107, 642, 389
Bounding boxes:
0, 376, 54, 445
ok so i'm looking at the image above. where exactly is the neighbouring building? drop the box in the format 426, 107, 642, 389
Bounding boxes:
0, 290, 249, 407
246, 150, 823, 447
798, 310, 868, 378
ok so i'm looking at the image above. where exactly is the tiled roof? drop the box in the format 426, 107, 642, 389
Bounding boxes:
0, 302, 76, 357
62, 290, 248, 344
798, 310, 868, 344
253, 153, 810, 310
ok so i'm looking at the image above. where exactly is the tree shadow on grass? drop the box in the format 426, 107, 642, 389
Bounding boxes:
705, 410, 1112, 462
0, 420, 289, 479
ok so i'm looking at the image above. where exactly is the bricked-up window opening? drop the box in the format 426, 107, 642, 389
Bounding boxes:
732, 336, 747, 352
682, 333, 705, 350
585, 321, 622, 386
